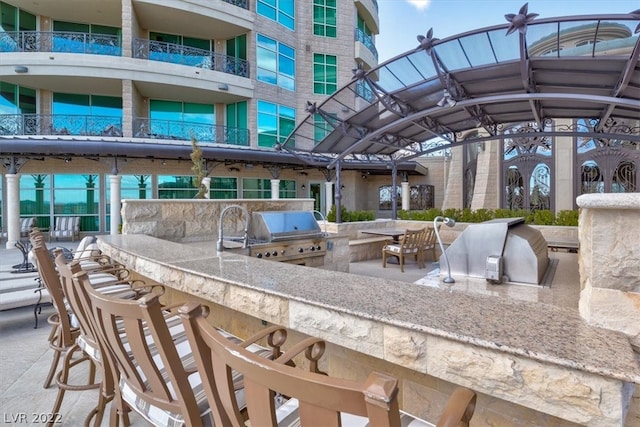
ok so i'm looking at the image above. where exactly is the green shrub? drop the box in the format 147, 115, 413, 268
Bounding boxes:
326, 205, 374, 222
443, 208, 461, 222
330, 205, 578, 226
532, 209, 555, 225
555, 210, 579, 226
473, 208, 494, 222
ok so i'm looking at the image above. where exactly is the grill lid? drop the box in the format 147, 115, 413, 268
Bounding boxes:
250, 211, 322, 242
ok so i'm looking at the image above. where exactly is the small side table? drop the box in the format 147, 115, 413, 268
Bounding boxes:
11, 240, 37, 273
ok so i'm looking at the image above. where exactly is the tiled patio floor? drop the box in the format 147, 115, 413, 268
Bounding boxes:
0, 243, 580, 425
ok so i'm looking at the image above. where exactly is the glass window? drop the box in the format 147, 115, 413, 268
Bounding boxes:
257, 34, 295, 91
279, 180, 296, 198
1, 82, 36, 117
313, 0, 336, 38
150, 100, 214, 140
52, 174, 99, 232
313, 53, 337, 95
313, 114, 333, 144
158, 175, 199, 199
242, 178, 271, 199
19, 174, 51, 230
257, 100, 295, 148
52, 93, 122, 135
226, 101, 249, 146
257, 0, 295, 31
211, 177, 238, 199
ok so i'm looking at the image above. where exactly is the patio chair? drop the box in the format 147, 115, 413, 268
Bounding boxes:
179, 302, 478, 427
29, 236, 149, 425
83, 276, 288, 427
420, 226, 438, 263
0, 217, 35, 241
382, 228, 427, 272
49, 216, 80, 242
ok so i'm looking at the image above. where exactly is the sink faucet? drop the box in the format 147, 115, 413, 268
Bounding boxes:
312, 210, 328, 236
217, 205, 249, 251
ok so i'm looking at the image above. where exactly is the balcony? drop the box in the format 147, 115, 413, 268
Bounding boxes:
0, 114, 250, 146
0, 32, 249, 78
132, 118, 249, 146
0, 31, 121, 56
0, 114, 122, 137
354, 28, 378, 66
133, 39, 250, 78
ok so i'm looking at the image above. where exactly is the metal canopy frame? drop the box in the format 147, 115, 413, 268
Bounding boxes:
279, 6, 640, 221
280, 7, 640, 164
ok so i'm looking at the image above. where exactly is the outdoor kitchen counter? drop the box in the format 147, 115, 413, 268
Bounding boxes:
97, 234, 640, 427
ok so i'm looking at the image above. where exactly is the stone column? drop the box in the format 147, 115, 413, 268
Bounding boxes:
202, 177, 211, 199
270, 179, 280, 200
5, 174, 20, 249
401, 181, 410, 211
577, 193, 640, 351
109, 175, 122, 235
325, 181, 334, 216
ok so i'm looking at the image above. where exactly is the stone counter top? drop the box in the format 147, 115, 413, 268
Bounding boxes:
97, 234, 640, 426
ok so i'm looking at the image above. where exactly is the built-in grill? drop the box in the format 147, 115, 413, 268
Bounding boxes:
444, 217, 550, 285
248, 211, 327, 265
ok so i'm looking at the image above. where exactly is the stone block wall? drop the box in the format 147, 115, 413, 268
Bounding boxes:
577, 193, 640, 350
121, 199, 314, 242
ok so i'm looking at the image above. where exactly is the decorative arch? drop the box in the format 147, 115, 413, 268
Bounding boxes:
501, 122, 554, 211
575, 118, 640, 196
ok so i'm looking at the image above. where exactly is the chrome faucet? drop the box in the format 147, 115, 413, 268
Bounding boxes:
312, 210, 328, 236
216, 205, 250, 251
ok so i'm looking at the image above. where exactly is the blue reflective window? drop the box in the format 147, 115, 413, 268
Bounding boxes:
257, 34, 295, 91
257, 0, 295, 30
257, 100, 295, 148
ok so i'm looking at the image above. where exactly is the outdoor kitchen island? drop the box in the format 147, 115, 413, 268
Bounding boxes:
96, 233, 639, 427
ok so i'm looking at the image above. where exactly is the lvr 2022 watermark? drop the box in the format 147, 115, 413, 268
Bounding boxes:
3, 413, 62, 424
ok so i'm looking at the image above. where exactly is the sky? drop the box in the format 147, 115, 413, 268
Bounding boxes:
376, 0, 639, 62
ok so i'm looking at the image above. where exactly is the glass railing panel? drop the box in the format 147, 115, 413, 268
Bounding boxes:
0, 31, 121, 55
0, 114, 122, 136
133, 118, 249, 146
133, 39, 250, 77
354, 28, 379, 61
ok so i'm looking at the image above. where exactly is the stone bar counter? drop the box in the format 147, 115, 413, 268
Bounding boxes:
97, 233, 639, 426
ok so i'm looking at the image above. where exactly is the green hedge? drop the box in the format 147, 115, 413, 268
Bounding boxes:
397, 208, 579, 226
326, 205, 375, 222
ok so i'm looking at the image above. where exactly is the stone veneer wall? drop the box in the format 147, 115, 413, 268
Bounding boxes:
577, 193, 640, 350
121, 199, 314, 243
98, 234, 639, 426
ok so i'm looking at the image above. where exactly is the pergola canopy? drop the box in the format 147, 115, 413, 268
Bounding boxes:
280, 6, 640, 167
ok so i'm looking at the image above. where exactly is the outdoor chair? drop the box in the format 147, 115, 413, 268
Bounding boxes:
49, 216, 80, 242
83, 275, 289, 427
55, 256, 162, 426
0, 217, 35, 241
179, 302, 478, 427
30, 238, 146, 426
420, 227, 438, 263
382, 228, 427, 272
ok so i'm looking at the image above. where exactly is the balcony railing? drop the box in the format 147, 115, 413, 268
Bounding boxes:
1, 31, 121, 56
223, 0, 249, 8
0, 114, 123, 136
132, 39, 250, 78
355, 28, 378, 61
0, 114, 250, 146
133, 118, 249, 146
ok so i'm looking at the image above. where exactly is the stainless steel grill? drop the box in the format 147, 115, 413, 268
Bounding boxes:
444, 218, 550, 285
248, 211, 326, 265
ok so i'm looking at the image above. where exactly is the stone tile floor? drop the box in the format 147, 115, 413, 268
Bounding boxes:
0, 242, 581, 425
